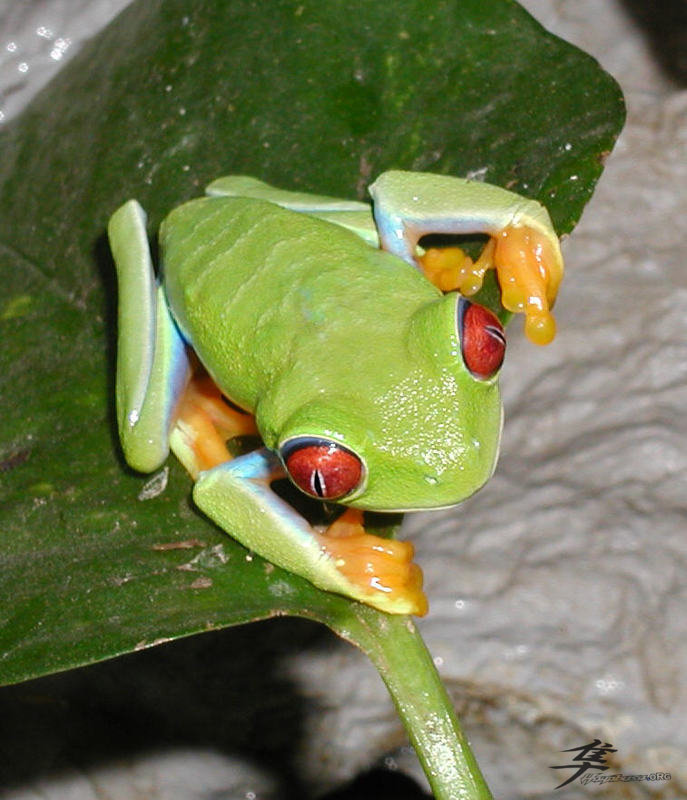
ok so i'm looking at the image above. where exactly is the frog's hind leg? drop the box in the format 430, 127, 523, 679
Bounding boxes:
205, 175, 380, 246
109, 200, 191, 473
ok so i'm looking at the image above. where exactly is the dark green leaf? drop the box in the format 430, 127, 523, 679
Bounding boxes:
0, 0, 623, 691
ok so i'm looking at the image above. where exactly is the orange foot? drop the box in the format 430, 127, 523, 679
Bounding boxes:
170, 367, 258, 478
418, 223, 563, 346
493, 224, 562, 345
316, 508, 427, 616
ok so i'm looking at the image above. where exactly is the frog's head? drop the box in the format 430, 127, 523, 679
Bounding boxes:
273, 294, 505, 512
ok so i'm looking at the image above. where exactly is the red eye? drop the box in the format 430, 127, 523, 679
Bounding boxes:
282, 439, 363, 500
460, 299, 506, 379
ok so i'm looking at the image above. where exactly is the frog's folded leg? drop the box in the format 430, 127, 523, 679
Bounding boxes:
108, 200, 191, 472
205, 174, 381, 246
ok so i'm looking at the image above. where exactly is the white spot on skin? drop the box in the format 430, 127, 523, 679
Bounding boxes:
6, 42, 17, 53
18, 62, 29, 73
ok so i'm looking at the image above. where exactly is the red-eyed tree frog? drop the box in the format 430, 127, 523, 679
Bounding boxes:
108, 171, 563, 616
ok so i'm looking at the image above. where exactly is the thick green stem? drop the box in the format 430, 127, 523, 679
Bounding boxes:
327, 608, 493, 800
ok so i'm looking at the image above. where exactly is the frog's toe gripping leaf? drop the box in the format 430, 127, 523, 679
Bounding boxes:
108, 200, 190, 473
193, 448, 421, 615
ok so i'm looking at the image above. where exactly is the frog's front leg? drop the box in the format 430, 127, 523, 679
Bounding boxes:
191, 450, 425, 616
369, 170, 564, 345
169, 374, 425, 616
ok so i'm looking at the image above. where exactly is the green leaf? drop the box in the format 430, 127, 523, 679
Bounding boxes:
0, 0, 624, 796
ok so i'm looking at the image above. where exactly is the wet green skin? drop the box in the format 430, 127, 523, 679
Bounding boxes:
160, 196, 502, 512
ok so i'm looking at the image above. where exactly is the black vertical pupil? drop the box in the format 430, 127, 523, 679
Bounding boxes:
312, 469, 325, 497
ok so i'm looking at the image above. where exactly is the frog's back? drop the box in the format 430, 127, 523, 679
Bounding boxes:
160, 196, 438, 411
